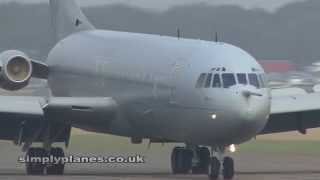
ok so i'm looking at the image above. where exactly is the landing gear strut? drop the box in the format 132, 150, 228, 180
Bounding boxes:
26, 147, 65, 175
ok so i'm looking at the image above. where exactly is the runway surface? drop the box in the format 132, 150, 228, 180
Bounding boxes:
1, 150, 320, 180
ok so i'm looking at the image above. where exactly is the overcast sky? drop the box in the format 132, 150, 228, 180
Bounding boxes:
0, 0, 307, 12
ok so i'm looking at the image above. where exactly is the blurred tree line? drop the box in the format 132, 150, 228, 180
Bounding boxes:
0, 0, 319, 65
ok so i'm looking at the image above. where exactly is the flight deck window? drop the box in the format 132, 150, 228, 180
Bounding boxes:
212, 74, 221, 88
237, 73, 247, 85
249, 74, 260, 88
205, 73, 213, 88
258, 74, 265, 88
196, 73, 207, 88
222, 73, 236, 88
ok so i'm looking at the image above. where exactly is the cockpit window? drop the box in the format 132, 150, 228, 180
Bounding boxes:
222, 73, 236, 88
196, 73, 206, 88
258, 74, 265, 88
205, 73, 213, 88
237, 73, 247, 85
212, 74, 221, 88
248, 73, 260, 88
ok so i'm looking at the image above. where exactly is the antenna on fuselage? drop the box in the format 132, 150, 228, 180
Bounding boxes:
214, 32, 219, 42
177, 28, 181, 39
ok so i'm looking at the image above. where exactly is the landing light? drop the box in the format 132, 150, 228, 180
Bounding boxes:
211, 114, 217, 120
229, 144, 236, 153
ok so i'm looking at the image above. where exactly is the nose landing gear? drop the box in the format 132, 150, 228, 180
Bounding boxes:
222, 156, 235, 179
208, 147, 235, 180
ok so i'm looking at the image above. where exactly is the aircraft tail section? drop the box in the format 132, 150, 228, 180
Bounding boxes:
49, 0, 95, 43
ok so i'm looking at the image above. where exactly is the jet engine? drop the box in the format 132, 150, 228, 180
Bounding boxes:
0, 50, 33, 91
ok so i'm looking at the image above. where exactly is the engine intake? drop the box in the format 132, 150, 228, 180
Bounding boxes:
0, 50, 32, 91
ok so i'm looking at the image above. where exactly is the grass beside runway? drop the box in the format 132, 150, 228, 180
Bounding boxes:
67, 134, 320, 156
238, 140, 320, 156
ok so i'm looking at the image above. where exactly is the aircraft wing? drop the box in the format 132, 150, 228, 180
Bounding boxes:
0, 96, 117, 148
260, 92, 320, 134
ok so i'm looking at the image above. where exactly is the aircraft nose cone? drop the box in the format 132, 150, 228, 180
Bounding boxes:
239, 105, 257, 124
243, 107, 255, 120
238, 88, 271, 133
234, 86, 269, 126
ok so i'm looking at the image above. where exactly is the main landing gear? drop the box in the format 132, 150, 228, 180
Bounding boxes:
25, 147, 65, 175
171, 146, 234, 180
171, 146, 210, 174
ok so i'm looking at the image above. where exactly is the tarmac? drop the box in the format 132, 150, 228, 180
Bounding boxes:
1, 130, 320, 180
1, 150, 320, 180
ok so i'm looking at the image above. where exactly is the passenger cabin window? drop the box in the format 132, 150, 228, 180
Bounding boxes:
237, 73, 247, 85
222, 73, 236, 88
196, 73, 206, 88
212, 74, 221, 88
205, 73, 213, 88
249, 74, 260, 88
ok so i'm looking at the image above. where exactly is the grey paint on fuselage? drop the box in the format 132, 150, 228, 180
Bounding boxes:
47, 30, 271, 146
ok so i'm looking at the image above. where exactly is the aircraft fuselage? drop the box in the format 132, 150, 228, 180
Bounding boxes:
47, 30, 271, 146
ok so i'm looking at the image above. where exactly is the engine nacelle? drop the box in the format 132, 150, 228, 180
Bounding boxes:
0, 50, 33, 91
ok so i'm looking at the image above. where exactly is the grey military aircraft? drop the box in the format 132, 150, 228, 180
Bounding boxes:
1, 0, 320, 179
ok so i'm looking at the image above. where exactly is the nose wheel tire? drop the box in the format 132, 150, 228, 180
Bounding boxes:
208, 156, 235, 180
208, 157, 220, 180
223, 157, 234, 179
171, 147, 193, 174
